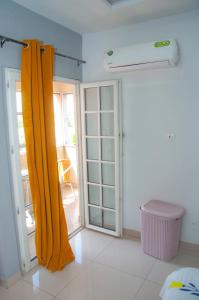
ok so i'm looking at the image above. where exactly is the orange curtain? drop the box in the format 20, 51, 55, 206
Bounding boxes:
21, 40, 74, 271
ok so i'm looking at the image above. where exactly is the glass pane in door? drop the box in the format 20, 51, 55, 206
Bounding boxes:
89, 207, 102, 227
102, 163, 115, 186
87, 162, 100, 183
17, 115, 25, 146
86, 138, 99, 160
85, 88, 98, 111
103, 210, 115, 231
101, 113, 114, 136
22, 176, 32, 206
101, 139, 115, 161
88, 184, 100, 206
28, 235, 36, 261
25, 206, 35, 235
102, 187, 115, 209
86, 113, 98, 136
100, 86, 114, 110
16, 91, 22, 113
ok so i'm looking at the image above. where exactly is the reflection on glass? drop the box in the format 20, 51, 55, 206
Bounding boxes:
20, 147, 28, 173
85, 88, 98, 111
53, 93, 63, 146
101, 113, 114, 136
103, 210, 115, 231
16, 91, 22, 113
87, 162, 100, 183
86, 113, 98, 136
17, 115, 25, 146
100, 86, 114, 111
32, 270, 40, 287
28, 234, 36, 260
102, 163, 115, 186
101, 139, 115, 161
86, 138, 99, 160
89, 207, 102, 227
62, 93, 76, 146
26, 206, 35, 234
88, 185, 100, 206
102, 187, 115, 209
22, 177, 32, 207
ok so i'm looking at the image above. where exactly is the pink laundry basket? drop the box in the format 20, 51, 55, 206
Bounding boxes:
140, 200, 185, 262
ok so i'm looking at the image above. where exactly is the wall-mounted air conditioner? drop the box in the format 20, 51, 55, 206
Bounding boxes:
104, 39, 179, 72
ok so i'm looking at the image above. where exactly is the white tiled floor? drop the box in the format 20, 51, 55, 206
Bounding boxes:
95, 238, 156, 278
1, 229, 199, 300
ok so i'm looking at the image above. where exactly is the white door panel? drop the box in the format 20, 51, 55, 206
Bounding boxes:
81, 81, 121, 237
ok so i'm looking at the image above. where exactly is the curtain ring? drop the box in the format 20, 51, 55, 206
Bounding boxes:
0, 39, 6, 48
41, 48, 46, 55
24, 43, 29, 49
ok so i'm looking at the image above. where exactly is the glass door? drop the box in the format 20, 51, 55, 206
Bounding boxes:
81, 81, 121, 236
16, 90, 36, 263
6, 69, 36, 272
53, 80, 83, 236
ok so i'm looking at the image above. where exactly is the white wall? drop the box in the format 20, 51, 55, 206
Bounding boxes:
83, 10, 199, 244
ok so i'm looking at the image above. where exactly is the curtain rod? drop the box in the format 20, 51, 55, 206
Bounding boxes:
0, 34, 86, 66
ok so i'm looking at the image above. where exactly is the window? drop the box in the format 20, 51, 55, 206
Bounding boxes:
53, 93, 64, 147
53, 93, 76, 147
16, 91, 25, 147
16, 89, 36, 261
62, 93, 76, 146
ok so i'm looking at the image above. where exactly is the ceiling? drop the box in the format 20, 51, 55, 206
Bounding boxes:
12, 0, 199, 34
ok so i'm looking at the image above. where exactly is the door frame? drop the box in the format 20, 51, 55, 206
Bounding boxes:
5, 68, 84, 272
80, 80, 122, 237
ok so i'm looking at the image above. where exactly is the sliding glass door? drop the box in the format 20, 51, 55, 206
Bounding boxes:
81, 81, 121, 236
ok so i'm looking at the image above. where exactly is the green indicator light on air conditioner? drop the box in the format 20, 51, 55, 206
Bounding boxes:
107, 50, 114, 56
154, 40, 171, 48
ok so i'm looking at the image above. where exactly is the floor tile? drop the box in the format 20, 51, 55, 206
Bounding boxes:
134, 280, 161, 300
69, 229, 114, 260
147, 260, 178, 285
57, 262, 144, 300
147, 253, 199, 285
95, 237, 156, 278
0, 280, 53, 300
23, 255, 90, 296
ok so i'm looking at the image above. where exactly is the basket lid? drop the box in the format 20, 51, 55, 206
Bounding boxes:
141, 200, 185, 219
